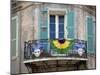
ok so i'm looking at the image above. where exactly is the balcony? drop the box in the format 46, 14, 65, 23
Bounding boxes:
23, 39, 88, 73
24, 39, 87, 60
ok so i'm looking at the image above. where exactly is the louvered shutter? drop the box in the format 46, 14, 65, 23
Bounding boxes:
67, 11, 75, 39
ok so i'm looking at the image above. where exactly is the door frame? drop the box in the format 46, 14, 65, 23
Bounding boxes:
48, 8, 67, 39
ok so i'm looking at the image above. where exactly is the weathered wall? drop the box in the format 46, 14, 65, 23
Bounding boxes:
75, 6, 86, 40
19, 2, 45, 73
20, 2, 34, 73
87, 55, 96, 69
11, 2, 96, 73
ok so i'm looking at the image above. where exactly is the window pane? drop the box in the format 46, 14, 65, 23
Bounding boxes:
50, 15, 55, 23
11, 19, 16, 39
59, 16, 64, 38
50, 32, 55, 39
59, 16, 64, 23
50, 24, 55, 32
11, 40, 16, 56
50, 15, 55, 39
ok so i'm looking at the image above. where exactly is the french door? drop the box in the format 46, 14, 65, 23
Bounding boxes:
49, 15, 65, 39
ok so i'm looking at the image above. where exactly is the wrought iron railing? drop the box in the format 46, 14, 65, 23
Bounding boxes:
24, 39, 87, 59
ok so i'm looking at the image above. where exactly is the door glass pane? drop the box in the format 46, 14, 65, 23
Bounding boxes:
50, 15, 55, 39
59, 16, 64, 38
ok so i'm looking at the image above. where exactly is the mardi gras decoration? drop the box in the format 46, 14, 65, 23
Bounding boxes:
73, 40, 85, 56
51, 38, 74, 54
32, 41, 43, 57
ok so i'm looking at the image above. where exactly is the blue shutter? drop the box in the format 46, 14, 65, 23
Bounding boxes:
87, 16, 95, 54
67, 11, 75, 39
39, 8, 48, 52
40, 8, 48, 40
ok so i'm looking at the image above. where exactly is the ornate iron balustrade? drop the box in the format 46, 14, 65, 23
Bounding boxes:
24, 39, 87, 59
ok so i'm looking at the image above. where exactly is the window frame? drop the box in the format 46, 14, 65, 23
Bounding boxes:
11, 16, 19, 60
48, 8, 67, 39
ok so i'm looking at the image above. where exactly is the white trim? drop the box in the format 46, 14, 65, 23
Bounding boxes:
16, 16, 19, 57
11, 56, 17, 60
12, 16, 18, 20
56, 15, 58, 38
11, 39, 16, 41
48, 8, 67, 12
47, 11, 50, 53
64, 11, 67, 39
74, 11, 77, 39
48, 11, 50, 39
11, 16, 19, 59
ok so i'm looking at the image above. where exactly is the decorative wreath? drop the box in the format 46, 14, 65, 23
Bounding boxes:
51, 38, 74, 54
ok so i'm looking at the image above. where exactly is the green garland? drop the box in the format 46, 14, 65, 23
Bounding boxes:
50, 39, 75, 54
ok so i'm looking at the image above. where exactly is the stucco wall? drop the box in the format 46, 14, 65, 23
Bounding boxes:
11, 2, 96, 73
20, 3, 34, 73
87, 55, 96, 69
